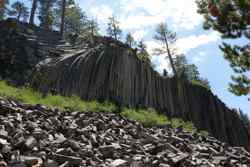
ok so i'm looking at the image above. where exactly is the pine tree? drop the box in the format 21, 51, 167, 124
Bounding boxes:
196, 0, 250, 99
154, 22, 178, 76
8, 1, 29, 22
0, 0, 9, 20
54, 0, 89, 35
126, 33, 135, 48
86, 19, 99, 37
137, 40, 151, 64
174, 54, 210, 89
239, 109, 250, 125
107, 16, 122, 40
29, 0, 38, 25
38, 0, 56, 30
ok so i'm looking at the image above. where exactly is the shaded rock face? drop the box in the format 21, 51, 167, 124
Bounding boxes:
0, 19, 62, 85
0, 97, 250, 167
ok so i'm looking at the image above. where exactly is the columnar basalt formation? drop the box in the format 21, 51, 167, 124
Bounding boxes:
34, 43, 250, 150
0, 19, 249, 150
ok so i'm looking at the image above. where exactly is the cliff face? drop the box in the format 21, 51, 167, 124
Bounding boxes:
0, 20, 249, 150
35, 42, 250, 150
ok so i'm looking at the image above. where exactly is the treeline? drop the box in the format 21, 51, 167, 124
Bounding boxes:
0, 0, 210, 88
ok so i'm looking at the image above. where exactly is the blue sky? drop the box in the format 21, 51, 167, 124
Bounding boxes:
10, 0, 250, 116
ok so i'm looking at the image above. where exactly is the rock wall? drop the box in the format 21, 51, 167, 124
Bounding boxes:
34, 43, 250, 150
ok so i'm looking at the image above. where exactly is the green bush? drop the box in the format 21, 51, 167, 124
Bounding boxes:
191, 80, 210, 90
121, 108, 169, 127
0, 80, 116, 112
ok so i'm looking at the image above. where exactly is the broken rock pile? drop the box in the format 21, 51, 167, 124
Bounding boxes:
0, 97, 249, 167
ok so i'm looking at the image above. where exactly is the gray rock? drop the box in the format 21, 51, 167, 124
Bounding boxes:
110, 159, 128, 167
25, 136, 37, 150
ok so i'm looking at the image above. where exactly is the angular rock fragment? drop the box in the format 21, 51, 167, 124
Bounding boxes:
110, 159, 128, 167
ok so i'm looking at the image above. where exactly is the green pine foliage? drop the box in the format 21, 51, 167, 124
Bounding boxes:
0, 0, 9, 20
239, 109, 250, 125
196, 0, 250, 99
107, 16, 122, 40
174, 54, 211, 90
8, 1, 29, 22
126, 32, 136, 48
38, 0, 57, 29
54, 0, 89, 35
154, 22, 178, 75
137, 40, 151, 65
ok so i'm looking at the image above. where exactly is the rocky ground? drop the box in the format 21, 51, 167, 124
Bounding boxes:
0, 97, 249, 167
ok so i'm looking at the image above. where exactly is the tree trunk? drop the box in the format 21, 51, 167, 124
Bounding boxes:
44, 0, 51, 30
17, 10, 22, 21
164, 34, 177, 76
60, 0, 66, 37
29, 0, 37, 25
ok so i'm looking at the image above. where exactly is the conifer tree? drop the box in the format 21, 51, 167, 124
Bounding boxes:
8, 1, 29, 21
239, 109, 250, 125
0, 0, 9, 20
126, 33, 135, 48
196, 0, 250, 98
154, 22, 178, 76
87, 19, 99, 37
137, 40, 151, 64
54, 0, 89, 35
107, 16, 122, 40
174, 54, 210, 89
38, 0, 56, 30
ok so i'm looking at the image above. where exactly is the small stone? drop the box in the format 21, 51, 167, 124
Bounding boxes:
67, 140, 81, 151
0, 130, 8, 139
25, 136, 37, 150
110, 159, 128, 167
159, 163, 170, 167
170, 153, 189, 164
0, 138, 8, 146
0, 161, 7, 167
20, 156, 42, 166
44, 159, 59, 167
59, 161, 70, 167
52, 153, 82, 166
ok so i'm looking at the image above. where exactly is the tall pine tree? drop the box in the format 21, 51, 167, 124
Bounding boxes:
154, 22, 178, 76
126, 33, 135, 48
0, 0, 9, 20
196, 0, 250, 99
8, 1, 29, 22
54, 0, 89, 35
38, 0, 56, 30
107, 16, 122, 40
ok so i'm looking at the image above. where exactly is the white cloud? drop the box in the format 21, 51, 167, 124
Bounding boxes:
176, 31, 220, 54
89, 5, 113, 23
132, 30, 148, 41
120, 14, 165, 30
120, 0, 203, 30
